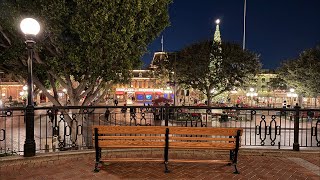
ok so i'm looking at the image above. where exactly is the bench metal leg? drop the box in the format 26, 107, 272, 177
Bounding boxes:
94, 128, 102, 173
164, 128, 170, 173
232, 130, 241, 174
233, 164, 239, 174
229, 150, 234, 161
94, 161, 100, 172
164, 161, 170, 173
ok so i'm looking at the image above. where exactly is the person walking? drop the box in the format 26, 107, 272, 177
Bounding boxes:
104, 108, 110, 121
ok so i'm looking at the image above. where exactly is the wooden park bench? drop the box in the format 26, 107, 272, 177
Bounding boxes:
93, 126, 243, 174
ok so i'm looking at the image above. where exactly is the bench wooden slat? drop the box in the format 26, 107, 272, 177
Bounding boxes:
95, 136, 165, 140
169, 127, 243, 136
99, 140, 165, 148
169, 159, 231, 164
92, 126, 167, 134
101, 158, 164, 162
101, 158, 231, 164
170, 136, 236, 142
169, 141, 236, 149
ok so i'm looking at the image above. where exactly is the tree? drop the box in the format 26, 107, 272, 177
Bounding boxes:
173, 40, 261, 106
278, 45, 320, 106
0, 0, 171, 110
267, 76, 288, 91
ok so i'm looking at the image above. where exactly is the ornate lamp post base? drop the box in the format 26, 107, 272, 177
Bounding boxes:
24, 141, 36, 157
24, 105, 36, 156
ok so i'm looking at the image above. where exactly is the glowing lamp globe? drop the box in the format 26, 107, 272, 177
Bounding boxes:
23, 85, 28, 91
290, 88, 295, 93
20, 18, 40, 35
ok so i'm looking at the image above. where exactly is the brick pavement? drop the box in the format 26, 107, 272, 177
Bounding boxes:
0, 149, 319, 180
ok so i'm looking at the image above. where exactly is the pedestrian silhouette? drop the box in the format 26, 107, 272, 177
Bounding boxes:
104, 108, 110, 121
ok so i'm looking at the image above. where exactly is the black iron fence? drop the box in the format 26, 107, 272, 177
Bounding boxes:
0, 105, 319, 156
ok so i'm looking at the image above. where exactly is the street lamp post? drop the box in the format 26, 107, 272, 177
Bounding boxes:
287, 88, 297, 107
20, 18, 40, 157
246, 88, 258, 107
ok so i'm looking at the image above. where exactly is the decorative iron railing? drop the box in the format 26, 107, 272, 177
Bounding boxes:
0, 105, 319, 156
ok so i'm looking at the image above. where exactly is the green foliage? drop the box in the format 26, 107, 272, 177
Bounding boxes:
173, 40, 261, 104
278, 45, 320, 97
0, 0, 171, 105
267, 76, 287, 91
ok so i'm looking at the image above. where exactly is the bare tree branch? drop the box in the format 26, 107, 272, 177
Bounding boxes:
48, 71, 67, 87
0, 25, 12, 45
33, 75, 62, 106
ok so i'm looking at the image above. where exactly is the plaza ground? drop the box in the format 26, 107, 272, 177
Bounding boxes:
0, 149, 319, 180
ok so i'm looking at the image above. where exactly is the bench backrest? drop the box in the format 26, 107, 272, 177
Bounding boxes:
93, 126, 243, 150
169, 127, 242, 136
92, 126, 168, 148
167, 127, 243, 150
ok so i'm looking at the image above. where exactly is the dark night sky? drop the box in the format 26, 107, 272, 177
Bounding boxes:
142, 0, 320, 70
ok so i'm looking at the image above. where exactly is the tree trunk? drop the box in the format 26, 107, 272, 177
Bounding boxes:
298, 96, 303, 107
206, 91, 211, 106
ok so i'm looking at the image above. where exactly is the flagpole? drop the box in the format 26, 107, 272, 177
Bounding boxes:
243, 0, 247, 50
161, 35, 164, 52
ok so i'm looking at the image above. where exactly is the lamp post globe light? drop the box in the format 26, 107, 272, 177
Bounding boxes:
246, 88, 258, 107
62, 88, 68, 105
20, 18, 40, 157
287, 88, 298, 107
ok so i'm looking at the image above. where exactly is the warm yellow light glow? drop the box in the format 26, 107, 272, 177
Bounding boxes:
215, 19, 220, 24
23, 85, 28, 91
290, 88, 295, 93
20, 18, 40, 35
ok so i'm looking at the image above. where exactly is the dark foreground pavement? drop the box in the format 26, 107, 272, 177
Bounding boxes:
0, 149, 319, 180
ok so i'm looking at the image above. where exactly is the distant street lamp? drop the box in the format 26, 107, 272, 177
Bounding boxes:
20, 85, 28, 105
287, 88, 298, 107
20, 17, 40, 157
246, 88, 258, 107
171, 71, 176, 106
23, 85, 28, 91
62, 88, 68, 105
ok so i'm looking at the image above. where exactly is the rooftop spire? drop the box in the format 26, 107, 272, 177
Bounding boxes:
214, 19, 221, 44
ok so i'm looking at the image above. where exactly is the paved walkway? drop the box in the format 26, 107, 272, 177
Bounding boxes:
0, 150, 319, 180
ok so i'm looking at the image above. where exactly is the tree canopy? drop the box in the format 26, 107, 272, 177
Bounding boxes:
171, 40, 261, 105
278, 45, 320, 97
0, 0, 171, 106
267, 76, 287, 91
